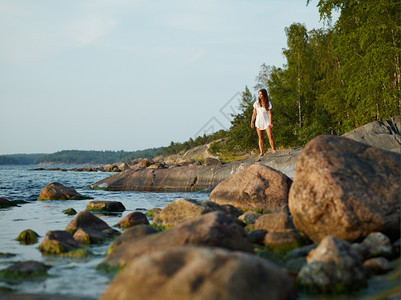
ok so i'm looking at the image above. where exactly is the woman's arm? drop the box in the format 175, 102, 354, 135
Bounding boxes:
251, 108, 256, 128
268, 110, 273, 128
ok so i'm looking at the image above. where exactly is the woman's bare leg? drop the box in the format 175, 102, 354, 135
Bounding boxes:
266, 127, 276, 153
256, 128, 264, 155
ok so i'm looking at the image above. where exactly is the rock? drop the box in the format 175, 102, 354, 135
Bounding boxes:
0, 261, 50, 280
0, 198, 18, 208
37, 182, 93, 201
254, 210, 294, 232
238, 211, 261, 225
62, 208, 77, 215
288, 135, 401, 243
38, 230, 90, 257
153, 198, 226, 227
100, 246, 296, 300
287, 244, 317, 259
65, 211, 119, 245
264, 231, 305, 253
145, 208, 161, 220
101, 211, 254, 270
360, 232, 393, 259
247, 229, 267, 245
209, 163, 292, 211
363, 257, 393, 275
106, 225, 158, 256
297, 236, 367, 293
117, 212, 149, 229
118, 163, 130, 171
16, 229, 39, 245
219, 204, 243, 219
204, 157, 222, 166
86, 201, 125, 213
342, 115, 401, 154
90, 149, 301, 192
137, 158, 153, 168
104, 164, 119, 172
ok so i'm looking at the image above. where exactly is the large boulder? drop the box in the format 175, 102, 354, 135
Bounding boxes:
297, 236, 367, 293
342, 115, 401, 154
288, 135, 401, 243
101, 211, 254, 269
153, 198, 226, 227
100, 247, 296, 300
37, 182, 92, 201
209, 163, 292, 211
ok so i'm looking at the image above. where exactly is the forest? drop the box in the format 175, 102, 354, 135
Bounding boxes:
163, 0, 401, 156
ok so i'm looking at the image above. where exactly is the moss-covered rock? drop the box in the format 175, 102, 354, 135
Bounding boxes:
86, 201, 125, 213
16, 229, 39, 245
0, 198, 18, 209
0, 261, 50, 282
62, 208, 77, 215
38, 230, 90, 257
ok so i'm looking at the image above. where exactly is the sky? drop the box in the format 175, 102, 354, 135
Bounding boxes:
0, 0, 334, 155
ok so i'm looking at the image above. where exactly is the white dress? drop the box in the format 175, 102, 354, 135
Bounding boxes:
253, 100, 272, 130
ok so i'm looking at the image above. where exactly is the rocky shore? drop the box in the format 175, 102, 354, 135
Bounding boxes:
1, 117, 400, 299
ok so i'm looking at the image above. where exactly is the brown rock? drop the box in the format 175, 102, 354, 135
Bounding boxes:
204, 157, 222, 166
37, 182, 92, 201
153, 198, 226, 227
209, 163, 292, 211
254, 211, 294, 232
65, 211, 118, 235
86, 201, 125, 213
363, 257, 393, 275
38, 230, 82, 255
137, 158, 153, 168
118, 212, 149, 229
264, 231, 304, 253
360, 232, 393, 259
101, 211, 254, 269
100, 247, 296, 300
288, 135, 401, 243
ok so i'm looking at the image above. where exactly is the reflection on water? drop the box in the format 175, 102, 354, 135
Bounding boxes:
0, 165, 209, 298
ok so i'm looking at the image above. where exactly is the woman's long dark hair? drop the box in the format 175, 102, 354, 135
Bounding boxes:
258, 88, 270, 111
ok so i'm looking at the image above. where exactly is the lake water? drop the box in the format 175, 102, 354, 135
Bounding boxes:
0, 165, 210, 299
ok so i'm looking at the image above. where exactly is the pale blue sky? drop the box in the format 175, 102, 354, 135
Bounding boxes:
0, 0, 333, 154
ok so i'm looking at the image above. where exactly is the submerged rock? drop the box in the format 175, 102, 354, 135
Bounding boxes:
100, 246, 296, 300
86, 201, 125, 213
62, 208, 77, 215
209, 163, 292, 211
0, 198, 18, 208
16, 229, 39, 245
0, 261, 50, 281
288, 135, 401, 243
38, 230, 89, 257
37, 182, 93, 201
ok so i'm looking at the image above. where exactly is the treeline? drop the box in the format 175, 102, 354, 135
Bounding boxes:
218, 0, 401, 153
0, 148, 162, 165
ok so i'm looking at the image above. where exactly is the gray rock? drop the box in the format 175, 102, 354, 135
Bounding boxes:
360, 232, 393, 259
363, 257, 393, 275
100, 246, 296, 300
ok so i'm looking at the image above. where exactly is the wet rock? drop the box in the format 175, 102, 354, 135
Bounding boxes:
62, 208, 77, 215
153, 198, 226, 227
209, 163, 292, 211
37, 182, 93, 201
65, 211, 119, 244
264, 231, 305, 253
100, 246, 296, 300
363, 257, 393, 275
360, 232, 393, 259
238, 211, 261, 225
16, 229, 39, 245
288, 135, 401, 243
38, 230, 90, 257
117, 212, 149, 229
86, 201, 125, 213
101, 211, 254, 270
0, 261, 50, 281
297, 236, 367, 293
0, 198, 18, 208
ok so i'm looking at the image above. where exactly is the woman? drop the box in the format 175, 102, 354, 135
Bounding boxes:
250, 88, 276, 156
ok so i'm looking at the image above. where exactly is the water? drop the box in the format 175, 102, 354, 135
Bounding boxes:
0, 165, 209, 298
